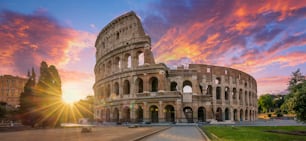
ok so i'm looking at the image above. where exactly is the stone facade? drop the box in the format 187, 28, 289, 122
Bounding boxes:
0, 75, 27, 108
93, 11, 258, 123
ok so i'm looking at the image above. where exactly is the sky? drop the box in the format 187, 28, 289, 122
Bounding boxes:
0, 0, 306, 100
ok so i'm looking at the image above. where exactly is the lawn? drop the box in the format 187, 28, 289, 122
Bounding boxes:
202, 126, 306, 141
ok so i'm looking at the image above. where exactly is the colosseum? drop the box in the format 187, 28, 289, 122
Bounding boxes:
93, 11, 258, 123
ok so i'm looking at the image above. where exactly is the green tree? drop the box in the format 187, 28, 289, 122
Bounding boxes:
258, 94, 273, 113
282, 69, 306, 122
19, 68, 38, 127
0, 102, 7, 118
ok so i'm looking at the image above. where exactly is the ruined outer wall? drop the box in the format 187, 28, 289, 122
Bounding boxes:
93, 11, 258, 123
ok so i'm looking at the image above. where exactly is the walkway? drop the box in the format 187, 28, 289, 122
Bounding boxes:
141, 126, 206, 141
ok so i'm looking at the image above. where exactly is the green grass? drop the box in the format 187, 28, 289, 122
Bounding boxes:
202, 126, 306, 141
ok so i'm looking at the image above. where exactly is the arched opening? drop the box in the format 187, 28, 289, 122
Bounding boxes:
207, 85, 212, 95
114, 57, 121, 70
106, 84, 110, 98
183, 107, 193, 123
164, 105, 175, 122
100, 109, 104, 121
232, 88, 237, 100
198, 107, 206, 122
150, 105, 159, 123
239, 89, 243, 104
183, 80, 192, 93
123, 80, 130, 95
107, 61, 112, 74
136, 106, 143, 122
149, 77, 158, 92
225, 108, 230, 120
216, 107, 222, 121
215, 77, 221, 84
170, 82, 178, 91
114, 82, 119, 96
122, 107, 130, 122
245, 91, 248, 105
245, 109, 248, 120
240, 109, 243, 121
124, 54, 132, 68
135, 78, 143, 93
106, 109, 110, 122
216, 87, 221, 100
225, 87, 229, 100
199, 85, 203, 94
233, 109, 238, 121
137, 51, 144, 66
113, 108, 119, 123
249, 110, 252, 121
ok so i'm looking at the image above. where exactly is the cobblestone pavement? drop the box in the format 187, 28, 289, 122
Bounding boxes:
141, 126, 206, 141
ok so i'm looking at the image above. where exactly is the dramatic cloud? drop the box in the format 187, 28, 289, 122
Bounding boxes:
0, 10, 95, 76
142, 0, 306, 94
0, 10, 96, 98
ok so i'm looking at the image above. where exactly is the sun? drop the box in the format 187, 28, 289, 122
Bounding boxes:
62, 93, 80, 104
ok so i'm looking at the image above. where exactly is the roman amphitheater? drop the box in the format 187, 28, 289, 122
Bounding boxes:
93, 11, 257, 123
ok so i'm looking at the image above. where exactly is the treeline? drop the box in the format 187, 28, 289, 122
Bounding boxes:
258, 69, 306, 122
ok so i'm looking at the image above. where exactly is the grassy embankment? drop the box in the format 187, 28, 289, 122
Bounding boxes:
202, 126, 306, 141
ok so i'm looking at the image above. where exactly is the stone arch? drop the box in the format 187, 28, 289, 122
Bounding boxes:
239, 89, 243, 102
225, 87, 229, 100
249, 110, 252, 121
240, 109, 243, 121
149, 105, 159, 123
137, 51, 144, 66
114, 82, 119, 96
123, 80, 130, 95
245, 91, 248, 105
113, 108, 119, 122
245, 109, 248, 120
183, 107, 193, 123
216, 107, 222, 121
215, 77, 221, 84
100, 109, 104, 121
198, 107, 206, 122
170, 81, 178, 91
149, 77, 158, 92
135, 78, 143, 93
164, 105, 175, 122
106, 84, 111, 98
207, 85, 212, 95
122, 106, 130, 122
107, 60, 112, 74
124, 53, 132, 68
216, 86, 221, 100
232, 88, 237, 100
233, 109, 238, 121
183, 80, 192, 93
136, 105, 143, 122
225, 108, 230, 120
114, 56, 121, 70
106, 108, 110, 122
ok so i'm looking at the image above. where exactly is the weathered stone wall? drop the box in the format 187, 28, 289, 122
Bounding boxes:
93, 11, 258, 123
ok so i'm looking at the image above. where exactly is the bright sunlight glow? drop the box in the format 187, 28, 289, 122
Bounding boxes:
62, 93, 80, 104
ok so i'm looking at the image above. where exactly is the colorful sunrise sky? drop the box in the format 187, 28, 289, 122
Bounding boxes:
1, 0, 306, 100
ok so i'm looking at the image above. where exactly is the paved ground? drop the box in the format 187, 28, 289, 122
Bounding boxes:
141, 126, 206, 141
0, 126, 166, 141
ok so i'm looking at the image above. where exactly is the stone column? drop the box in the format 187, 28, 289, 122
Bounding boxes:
143, 102, 149, 122
159, 101, 164, 122
143, 74, 149, 93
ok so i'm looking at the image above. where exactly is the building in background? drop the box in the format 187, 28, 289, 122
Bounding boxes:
0, 75, 27, 108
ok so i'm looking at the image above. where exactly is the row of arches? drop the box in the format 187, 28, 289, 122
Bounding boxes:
215, 107, 256, 121
96, 51, 144, 77
98, 77, 159, 98
97, 105, 256, 123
